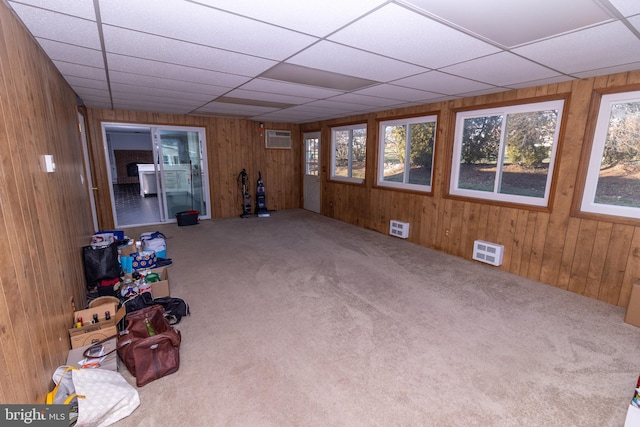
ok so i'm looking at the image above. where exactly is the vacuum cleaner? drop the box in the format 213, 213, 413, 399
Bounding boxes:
255, 171, 270, 217
238, 169, 252, 218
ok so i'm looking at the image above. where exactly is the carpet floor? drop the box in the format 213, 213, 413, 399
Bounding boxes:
112, 209, 639, 427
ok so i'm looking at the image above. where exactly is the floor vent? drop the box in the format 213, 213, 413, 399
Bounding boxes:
389, 220, 409, 239
473, 240, 504, 266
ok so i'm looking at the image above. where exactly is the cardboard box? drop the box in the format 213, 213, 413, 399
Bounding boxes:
69, 302, 125, 349
66, 338, 118, 371
119, 239, 136, 257
625, 282, 640, 327
123, 266, 170, 298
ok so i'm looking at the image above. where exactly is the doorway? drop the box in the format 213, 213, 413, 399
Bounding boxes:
102, 123, 210, 227
303, 131, 321, 213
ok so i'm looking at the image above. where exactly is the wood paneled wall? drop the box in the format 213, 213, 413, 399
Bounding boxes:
302, 71, 640, 309
0, 2, 95, 403
84, 110, 301, 228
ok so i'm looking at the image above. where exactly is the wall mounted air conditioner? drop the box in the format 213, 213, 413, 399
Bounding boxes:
265, 130, 292, 149
473, 240, 504, 266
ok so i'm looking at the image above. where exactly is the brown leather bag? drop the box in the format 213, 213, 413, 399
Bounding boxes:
117, 304, 181, 387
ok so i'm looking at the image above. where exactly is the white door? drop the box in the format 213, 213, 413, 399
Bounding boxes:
303, 132, 321, 213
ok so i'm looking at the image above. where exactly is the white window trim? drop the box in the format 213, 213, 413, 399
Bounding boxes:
450, 99, 564, 207
330, 123, 366, 184
581, 90, 640, 219
377, 115, 437, 193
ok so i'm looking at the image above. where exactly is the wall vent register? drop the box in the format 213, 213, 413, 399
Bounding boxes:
389, 220, 409, 239
473, 240, 504, 266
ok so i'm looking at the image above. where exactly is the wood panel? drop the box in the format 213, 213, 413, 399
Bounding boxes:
304, 68, 640, 309
0, 1, 94, 403
84, 113, 302, 226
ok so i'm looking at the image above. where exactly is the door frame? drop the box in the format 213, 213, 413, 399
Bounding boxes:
100, 122, 210, 227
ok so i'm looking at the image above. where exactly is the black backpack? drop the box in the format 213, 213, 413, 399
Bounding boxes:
124, 293, 190, 325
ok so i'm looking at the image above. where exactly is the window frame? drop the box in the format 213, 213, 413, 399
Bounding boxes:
330, 123, 367, 184
448, 98, 565, 208
377, 114, 438, 193
579, 89, 640, 220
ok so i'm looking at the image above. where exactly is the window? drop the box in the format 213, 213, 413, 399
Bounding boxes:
450, 99, 564, 207
581, 90, 640, 219
378, 115, 437, 192
305, 133, 319, 176
331, 123, 367, 183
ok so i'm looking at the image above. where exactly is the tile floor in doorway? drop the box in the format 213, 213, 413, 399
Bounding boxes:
113, 183, 161, 226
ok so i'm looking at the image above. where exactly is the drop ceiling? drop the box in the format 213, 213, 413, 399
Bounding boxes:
6, 0, 640, 124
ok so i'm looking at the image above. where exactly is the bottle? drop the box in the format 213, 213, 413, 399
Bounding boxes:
105, 310, 111, 321
144, 318, 156, 336
93, 313, 99, 323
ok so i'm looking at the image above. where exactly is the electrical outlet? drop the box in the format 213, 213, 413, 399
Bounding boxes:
445, 229, 450, 236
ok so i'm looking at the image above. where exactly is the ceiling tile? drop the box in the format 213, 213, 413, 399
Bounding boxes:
440, 52, 561, 86
106, 54, 250, 88
65, 76, 109, 90
571, 61, 640, 79
513, 22, 640, 74
98, 0, 317, 60
287, 41, 428, 82
607, 0, 640, 17
505, 75, 576, 89
73, 87, 110, 98
109, 71, 229, 97
8, 0, 96, 20
328, 3, 500, 69
109, 83, 214, 102
102, 26, 277, 76
111, 102, 194, 114
238, 79, 344, 99
9, 3, 100, 49
111, 91, 205, 108
52, 61, 106, 81
391, 71, 494, 95
191, 0, 387, 37
326, 93, 407, 107
354, 84, 442, 101
36, 38, 104, 68
303, 99, 375, 113
405, 0, 613, 47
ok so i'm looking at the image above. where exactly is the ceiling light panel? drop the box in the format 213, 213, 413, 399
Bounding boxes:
194, 103, 278, 115
354, 84, 441, 101
191, 0, 388, 37
391, 71, 494, 95
513, 21, 640, 74
99, 0, 317, 60
287, 41, 427, 82
102, 26, 277, 76
329, 3, 500, 69
9, 3, 101, 49
261, 64, 377, 91
441, 52, 561, 86
222, 89, 314, 106
36, 39, 104, 68
106, 54, 251, 88
405, 0, 613, 47
239, 79, 344, 99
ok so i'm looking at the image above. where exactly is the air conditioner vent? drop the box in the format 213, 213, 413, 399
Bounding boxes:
473, 240, 504, 266
265, 130, 292, 149
389, 220, 409, 239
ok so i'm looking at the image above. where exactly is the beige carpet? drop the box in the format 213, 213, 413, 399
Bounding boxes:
112, 209, 639, 427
